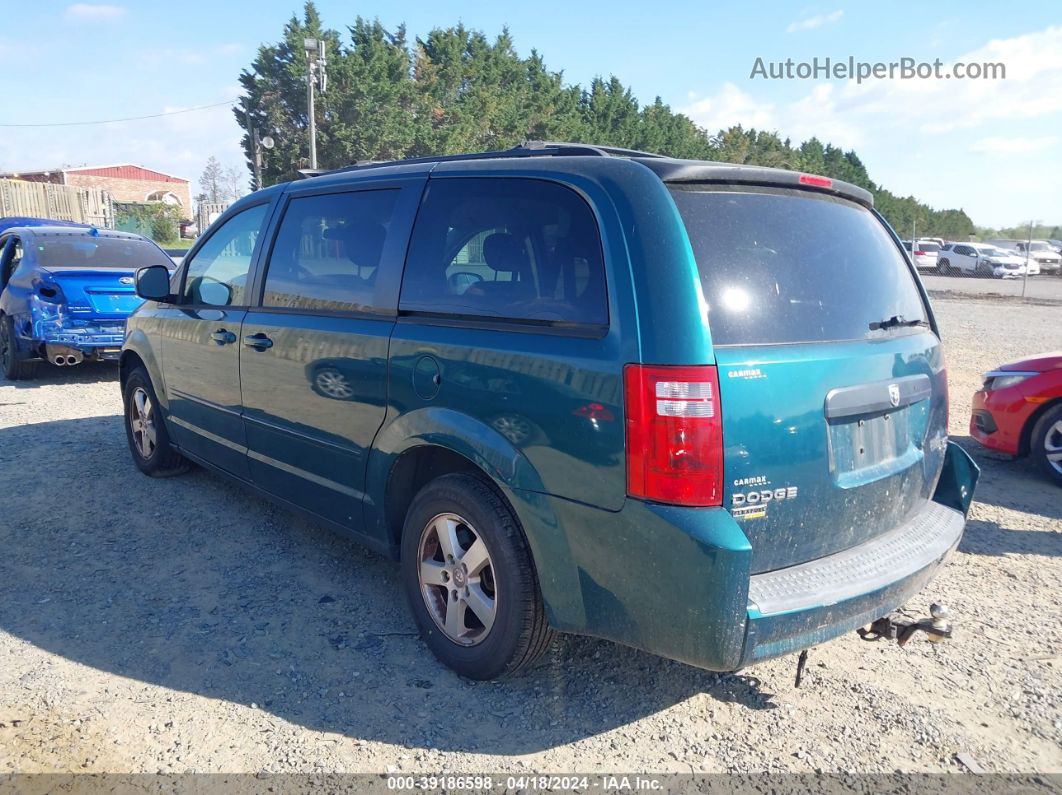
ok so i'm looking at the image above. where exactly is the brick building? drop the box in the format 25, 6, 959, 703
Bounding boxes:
1, 164, 193, 220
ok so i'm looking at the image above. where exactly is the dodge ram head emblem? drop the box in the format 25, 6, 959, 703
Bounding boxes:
889, 383, 901, 407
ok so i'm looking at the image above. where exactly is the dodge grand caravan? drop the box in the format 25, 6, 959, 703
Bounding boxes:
121, 142, 979, 680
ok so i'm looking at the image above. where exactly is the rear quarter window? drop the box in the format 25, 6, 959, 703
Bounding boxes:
400, 177, 608, 328
669, 186, 929, 346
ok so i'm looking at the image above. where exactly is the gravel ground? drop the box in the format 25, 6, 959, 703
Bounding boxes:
0, 296, 1059, 775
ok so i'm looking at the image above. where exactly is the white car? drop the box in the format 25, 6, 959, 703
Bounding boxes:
985, 239, 1059, 275
901, 240, 940, 270
938, 243, 1027, 278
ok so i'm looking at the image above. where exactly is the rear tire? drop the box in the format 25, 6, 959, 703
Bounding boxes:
1030, 404, 1062, 487
0, 315, 36, 381
123, 366, 191, 477
937, 258, 951, 276
401, 472, 555, 679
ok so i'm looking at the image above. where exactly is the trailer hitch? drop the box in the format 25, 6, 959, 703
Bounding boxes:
857, 603, 953, 647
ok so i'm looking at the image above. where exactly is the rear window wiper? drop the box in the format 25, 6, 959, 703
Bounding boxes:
869, 315, 929, 331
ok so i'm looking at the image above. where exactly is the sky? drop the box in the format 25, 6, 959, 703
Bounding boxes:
0, 1, 1059, 228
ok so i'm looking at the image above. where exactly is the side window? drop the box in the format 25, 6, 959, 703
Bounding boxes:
182, 203, 269, 306
261, 189, 398, 314
400, 178, 608, 326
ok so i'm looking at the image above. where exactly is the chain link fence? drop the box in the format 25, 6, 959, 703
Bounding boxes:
905, 239, 1062, 304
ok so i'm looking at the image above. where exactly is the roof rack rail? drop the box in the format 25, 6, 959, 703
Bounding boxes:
318, 140, 666, 177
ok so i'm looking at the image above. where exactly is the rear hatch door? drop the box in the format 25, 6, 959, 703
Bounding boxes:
669, 184, 949, 574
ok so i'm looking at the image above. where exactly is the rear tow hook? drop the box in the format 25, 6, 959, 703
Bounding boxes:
857, 603, 953, 647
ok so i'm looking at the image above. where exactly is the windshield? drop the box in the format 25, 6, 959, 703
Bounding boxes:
669, 186, 929, 345
1029, 242, 1049, 251
978, 246, 1008, 257
34, 236, 172, 269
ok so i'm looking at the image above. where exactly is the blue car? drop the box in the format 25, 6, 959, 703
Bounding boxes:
0, 225, 173, 379
0, 216, 92, 235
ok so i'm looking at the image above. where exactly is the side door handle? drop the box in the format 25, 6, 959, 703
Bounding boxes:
210, 328, 237, 345
243, 332, 274, 351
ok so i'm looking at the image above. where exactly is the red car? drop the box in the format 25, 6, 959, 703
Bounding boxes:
970, 352, 1062, 486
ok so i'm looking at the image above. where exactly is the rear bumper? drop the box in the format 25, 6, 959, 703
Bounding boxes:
743, 500, 963, 663
13, 311, 126, 357
521, 442, 978, 671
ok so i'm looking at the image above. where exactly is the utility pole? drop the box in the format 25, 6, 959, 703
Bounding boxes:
304, 38, 327, 170
250, 125, 263, 189
1022, 219, 1035, 299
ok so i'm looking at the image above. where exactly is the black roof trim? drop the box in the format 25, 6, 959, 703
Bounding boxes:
315, 140, 666, 178
300, 143, 873, 207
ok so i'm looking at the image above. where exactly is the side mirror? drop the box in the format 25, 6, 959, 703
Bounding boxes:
135, 265, 172, 301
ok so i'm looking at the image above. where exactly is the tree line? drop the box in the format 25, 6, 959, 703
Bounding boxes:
234, 2, 976, 241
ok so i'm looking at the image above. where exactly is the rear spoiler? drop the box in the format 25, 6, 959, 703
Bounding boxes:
636, 159, 874, 208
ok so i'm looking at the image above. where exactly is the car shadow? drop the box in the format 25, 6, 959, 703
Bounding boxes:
948, 435, 1061, 557
0, 416, 776, 757
0, 361, 119, 389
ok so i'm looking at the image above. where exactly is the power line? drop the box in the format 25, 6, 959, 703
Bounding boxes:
0, 100, 240, 128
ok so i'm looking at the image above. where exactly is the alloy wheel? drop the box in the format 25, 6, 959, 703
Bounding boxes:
492, 414, 533, 444
1045, 420, 1062, 476
129, 386, 157, 460
315, 369, 354, 399
417, 512, 498, 646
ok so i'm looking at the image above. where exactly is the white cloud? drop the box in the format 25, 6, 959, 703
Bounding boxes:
969, 135, 1058, 154
0, 39, 33, 60
215, 43, 243, 56
0, 92, 245, 197
64, 4, 126, 21
786, 9, 843, 34
680, 24, 1062, 225
685, 25, 1062, 145
155, 49, 208, 65
680, 82, 775, 133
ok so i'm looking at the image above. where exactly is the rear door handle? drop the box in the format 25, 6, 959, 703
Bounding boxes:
210, 328, 237, 345
243, 332, 274, 351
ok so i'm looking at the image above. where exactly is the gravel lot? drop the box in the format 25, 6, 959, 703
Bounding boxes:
922, 273, 1062, 303
0, 296, 1059, 775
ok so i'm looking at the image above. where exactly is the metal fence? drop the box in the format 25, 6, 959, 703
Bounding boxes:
196, 201, 230, 236
0, 178, 114, 227
908, 241, 1062, 304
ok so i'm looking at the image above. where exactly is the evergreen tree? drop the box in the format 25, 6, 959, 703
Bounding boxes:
233, 4, 976, 238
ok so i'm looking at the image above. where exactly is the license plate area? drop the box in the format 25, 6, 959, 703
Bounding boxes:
825, 374, 932, 488
86, 290, 139, 315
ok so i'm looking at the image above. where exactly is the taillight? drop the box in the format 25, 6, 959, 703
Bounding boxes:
914, 250, 926, 256
798, 173, 832, 188
624, 364, 723, 506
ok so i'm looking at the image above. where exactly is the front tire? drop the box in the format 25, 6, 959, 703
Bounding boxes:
0, 315, 36, 381
123, 366, 191, 477
401, 472, 554, 679
1030, 404, 1062, 487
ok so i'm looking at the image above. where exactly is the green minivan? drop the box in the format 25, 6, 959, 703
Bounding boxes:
121, 143, 978, 680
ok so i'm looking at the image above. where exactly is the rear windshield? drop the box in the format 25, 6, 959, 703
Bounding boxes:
669, 186, 929, 346
916, 242, 941, 252
34, 236, 172, 269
